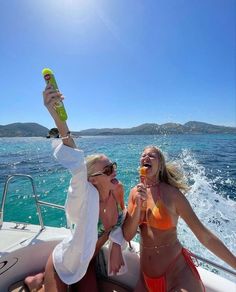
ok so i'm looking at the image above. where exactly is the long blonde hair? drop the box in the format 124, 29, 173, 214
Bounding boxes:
143, 146, 189, 193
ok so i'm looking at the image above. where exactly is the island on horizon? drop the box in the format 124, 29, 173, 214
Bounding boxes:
0, 121, 236, 137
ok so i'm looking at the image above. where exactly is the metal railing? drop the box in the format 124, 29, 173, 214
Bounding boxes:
193, 252, 236, 277
0, 174, 65, 230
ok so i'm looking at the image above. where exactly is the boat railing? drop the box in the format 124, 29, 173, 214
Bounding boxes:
192, 252, 236, 277
0, 174, 65, 231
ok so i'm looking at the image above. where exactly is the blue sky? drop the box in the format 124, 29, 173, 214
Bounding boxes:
0, 0, 235, 130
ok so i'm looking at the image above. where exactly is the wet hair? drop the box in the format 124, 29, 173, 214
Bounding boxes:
143, 145, 189, 193
85, 154, 107, 179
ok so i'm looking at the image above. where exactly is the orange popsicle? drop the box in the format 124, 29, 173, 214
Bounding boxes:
139, 166, 147, 209
139, 166, 148, 185
139, 166, 148, 177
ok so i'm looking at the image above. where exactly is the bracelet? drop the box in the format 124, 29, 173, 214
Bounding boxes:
61, 131, 71, 140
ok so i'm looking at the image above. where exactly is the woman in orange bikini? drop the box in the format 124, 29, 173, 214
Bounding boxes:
123, 145, 236, 292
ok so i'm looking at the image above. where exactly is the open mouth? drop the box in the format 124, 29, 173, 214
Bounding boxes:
111, 178, 119, 184
143, 163, 151, 168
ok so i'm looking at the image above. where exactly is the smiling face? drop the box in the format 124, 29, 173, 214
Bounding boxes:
140, 146, 163, 179
87, 155, 119, 191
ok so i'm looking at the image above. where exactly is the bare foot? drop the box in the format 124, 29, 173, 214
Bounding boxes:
24, 272, 44, 291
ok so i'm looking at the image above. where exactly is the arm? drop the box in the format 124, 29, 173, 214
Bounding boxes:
109, 242, 125, 275
175, 190, 236, 269
44, 84, 89, 223
43, 84, 76, 148
122, 186, 144, 242
93, 232, 125, 276
115, 182, 125, 210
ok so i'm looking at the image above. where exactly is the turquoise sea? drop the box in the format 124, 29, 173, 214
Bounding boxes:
0, 134, 236, 280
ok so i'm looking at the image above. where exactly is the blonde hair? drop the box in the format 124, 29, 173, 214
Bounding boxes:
143, 146, 189, 193
85, 154, 106, 179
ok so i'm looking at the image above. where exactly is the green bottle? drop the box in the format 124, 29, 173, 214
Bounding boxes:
42, 68, 68, 121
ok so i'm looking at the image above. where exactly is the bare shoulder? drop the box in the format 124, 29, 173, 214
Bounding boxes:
113, 182, 124, 199
165, 184, 194, 217
160, 182, 182, 199
115, 181, 124, 193
160, 182, 188, 211
113, 181, 125, 208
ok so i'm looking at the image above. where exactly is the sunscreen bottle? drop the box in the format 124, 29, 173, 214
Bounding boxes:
42, 68, 68, 121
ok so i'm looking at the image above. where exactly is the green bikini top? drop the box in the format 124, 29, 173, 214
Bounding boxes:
97, 193, 124, 238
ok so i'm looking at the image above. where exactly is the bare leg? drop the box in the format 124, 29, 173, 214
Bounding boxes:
167, 253, 205, 292
134, 272, 148, 292
169, 264, 204, 292
24, 272, 44, 291
43, 254, 67, 292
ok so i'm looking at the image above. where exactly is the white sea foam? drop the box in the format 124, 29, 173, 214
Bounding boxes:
177, 149, 236, 281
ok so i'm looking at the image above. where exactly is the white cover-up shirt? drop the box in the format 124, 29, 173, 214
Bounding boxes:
51, 143, 126, 285
52, 143, 99, 285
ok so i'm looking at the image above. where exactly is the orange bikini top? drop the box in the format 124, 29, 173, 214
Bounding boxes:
131, 185, 175, 230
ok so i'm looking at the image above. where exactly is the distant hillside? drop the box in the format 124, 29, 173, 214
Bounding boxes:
0, 121, 235, 137
0, 123, 49, 137
75, 121, 236, 136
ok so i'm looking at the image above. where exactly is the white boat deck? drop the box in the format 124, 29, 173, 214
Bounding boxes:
0, 221, 70, 253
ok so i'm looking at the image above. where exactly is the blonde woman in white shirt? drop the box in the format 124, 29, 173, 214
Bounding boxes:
25, 84, 126, 292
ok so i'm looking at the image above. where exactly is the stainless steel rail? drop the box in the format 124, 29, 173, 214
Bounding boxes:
0, 174, 64, 230
193, 253, 236, 277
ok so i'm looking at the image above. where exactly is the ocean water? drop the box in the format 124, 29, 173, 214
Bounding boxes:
0, 134, 236, 281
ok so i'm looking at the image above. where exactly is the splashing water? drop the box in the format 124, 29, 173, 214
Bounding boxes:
177, 149, 236, 281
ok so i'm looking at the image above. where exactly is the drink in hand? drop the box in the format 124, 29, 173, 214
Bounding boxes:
42, 68, 68, 121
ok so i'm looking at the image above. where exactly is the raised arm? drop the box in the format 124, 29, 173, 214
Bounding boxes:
175, 190, 236, 270
43, 84, 76, 148
122, 185, 145, 242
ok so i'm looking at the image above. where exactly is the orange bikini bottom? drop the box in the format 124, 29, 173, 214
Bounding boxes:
143, 248, 205, 292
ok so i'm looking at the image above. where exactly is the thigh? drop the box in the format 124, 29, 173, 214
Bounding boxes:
71, 258, 99, 292
167, 257, 204, 292
44, 254, 68, 292
134, 272, 148, 292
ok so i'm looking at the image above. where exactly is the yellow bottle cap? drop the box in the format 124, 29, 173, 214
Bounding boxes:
42, 68, 53, 76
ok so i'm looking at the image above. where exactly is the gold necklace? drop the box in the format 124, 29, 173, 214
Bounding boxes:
146, 182, 159, 188
100, 191, 111, 213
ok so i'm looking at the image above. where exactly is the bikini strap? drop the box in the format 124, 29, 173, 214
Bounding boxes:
165, 248, 183, 273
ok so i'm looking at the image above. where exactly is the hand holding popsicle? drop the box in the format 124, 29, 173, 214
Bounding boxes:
138, 166, 148, 209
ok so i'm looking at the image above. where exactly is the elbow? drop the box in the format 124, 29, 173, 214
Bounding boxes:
124, 233, 133, 242
122, 229, 130, 242
122, 226, 134, 242
197, 230, 215, 248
